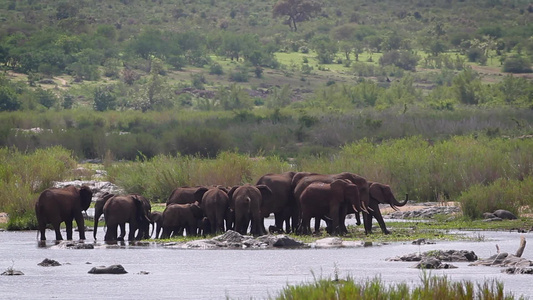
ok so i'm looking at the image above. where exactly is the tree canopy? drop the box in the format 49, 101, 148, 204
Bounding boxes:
273, 0, 322, 32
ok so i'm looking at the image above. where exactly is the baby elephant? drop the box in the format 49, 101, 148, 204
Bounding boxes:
160, 202, 203, 238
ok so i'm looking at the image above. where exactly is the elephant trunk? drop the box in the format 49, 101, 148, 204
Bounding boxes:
390, 193, 409, 211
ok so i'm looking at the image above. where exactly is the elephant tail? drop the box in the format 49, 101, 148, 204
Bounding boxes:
390, 193, 409, 211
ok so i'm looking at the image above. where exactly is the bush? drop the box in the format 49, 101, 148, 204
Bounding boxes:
502, 55, 532, 73
229, 66, 249, 82
0, 147, 77, 229
459, 176, 533, 220
298, 136, 533, 202
209, 63, 224, 75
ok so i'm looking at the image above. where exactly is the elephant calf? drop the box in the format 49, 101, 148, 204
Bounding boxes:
161, 202, 204, 238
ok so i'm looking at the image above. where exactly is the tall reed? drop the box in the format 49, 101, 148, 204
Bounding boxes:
0, 146, 77, 229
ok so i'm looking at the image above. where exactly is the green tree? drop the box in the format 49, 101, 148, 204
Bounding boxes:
219, 84, 253, 110
0, 84, 19, 111
452, 68, 482, 105
35, 88, 58, 109
272, 0, 322, 32
93, 86, 117, 111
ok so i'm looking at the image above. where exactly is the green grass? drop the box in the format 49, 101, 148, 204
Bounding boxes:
273, 272, 523, 300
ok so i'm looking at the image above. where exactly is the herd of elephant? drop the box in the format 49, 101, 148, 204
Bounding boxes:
34, 171, 408, 241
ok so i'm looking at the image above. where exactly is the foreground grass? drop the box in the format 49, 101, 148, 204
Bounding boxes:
273, 273, 524, 300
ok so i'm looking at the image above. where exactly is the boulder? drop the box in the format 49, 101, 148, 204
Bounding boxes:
1, 269, 24, 275
414, 257, 457, 269
387, 250, 478, 262
38, 258, 61, 267
88, 264, 127, 274
493, 209, 518, 220
50, 241, 94, 249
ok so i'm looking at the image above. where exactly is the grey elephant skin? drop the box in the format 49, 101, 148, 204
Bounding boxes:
103, 194, 151, 241
255, 172, 297, 233
299, 179, 361, 235
166, 186, 208, 206
35, 185, 93, 241
93, 192, 124, 240
228, 184, 272, 236
291, 172, 370, 233
357, 182, 408, 235
161, 202, 203, 238
197, 187, 231, 234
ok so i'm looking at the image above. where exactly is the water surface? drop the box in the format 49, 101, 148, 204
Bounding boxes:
1, 229, 532, 299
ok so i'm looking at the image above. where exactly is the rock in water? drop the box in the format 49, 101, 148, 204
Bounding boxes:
1, 269, 24, 275
88, 264, 127, 274
38, 258, 61, 267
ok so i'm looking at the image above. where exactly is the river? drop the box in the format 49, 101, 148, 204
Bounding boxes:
1, 229, 532, 299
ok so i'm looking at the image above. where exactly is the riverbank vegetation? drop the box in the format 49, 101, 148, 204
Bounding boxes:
274, 273, 524, 300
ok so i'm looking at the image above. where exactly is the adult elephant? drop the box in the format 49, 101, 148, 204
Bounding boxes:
93, 192, 125, 240
166, 186, 208, 206
160, 202, 203, 238
356, 182, 409, 235
298, 179, 361, 235
292, 172, 370, 233
35, 185, 93, 241
255, 172, 297, 233
196, 186, 231, 234
228, 184, 272, 236
103, 194, 151, 242
149, 211, 163, 239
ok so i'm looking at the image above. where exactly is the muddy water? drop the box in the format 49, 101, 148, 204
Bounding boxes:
1, 229, 532, 299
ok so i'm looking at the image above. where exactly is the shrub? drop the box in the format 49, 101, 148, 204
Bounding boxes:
209, 63, 224, 75
229, 66, 249, 82
502, 55, 532, 73
459, 176, 533, 220
0, 147, 77, 229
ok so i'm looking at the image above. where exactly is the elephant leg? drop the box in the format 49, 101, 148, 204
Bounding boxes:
363, 212, 373, 234
52, 221, 63, 240
39, 226, 47, 241
314, 217, 321, 234
373, 210, 391, 235
117, 223, 126, 241
355, 212, 362, 226
75, 214, 86, 240
161, 228, 170, 239
128, 223, 137, 241
105, 224, 117, 241
65, 220, 73, 240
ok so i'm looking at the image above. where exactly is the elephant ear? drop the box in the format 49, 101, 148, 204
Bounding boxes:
369, 182, 387, 204
194, 187, 209, 203
79, 186, 93, 211
132, 195, 151, 223
256, 185, 272, 202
